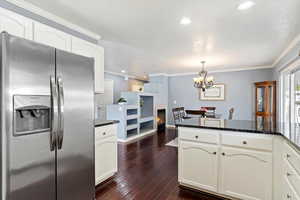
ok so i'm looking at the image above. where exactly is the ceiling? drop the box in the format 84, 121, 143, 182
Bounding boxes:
22, 0, 300, 76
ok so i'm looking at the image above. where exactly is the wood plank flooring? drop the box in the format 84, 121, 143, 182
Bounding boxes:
96, 128, 225, 200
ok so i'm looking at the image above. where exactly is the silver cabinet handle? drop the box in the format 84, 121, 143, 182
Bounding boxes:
57, 76, 64, 150
50, 76, 58, 151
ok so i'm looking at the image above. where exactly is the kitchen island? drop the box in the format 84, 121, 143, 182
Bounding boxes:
175, 118, 300, 200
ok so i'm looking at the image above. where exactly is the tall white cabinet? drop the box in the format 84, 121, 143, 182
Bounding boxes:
0, 7, 104, 93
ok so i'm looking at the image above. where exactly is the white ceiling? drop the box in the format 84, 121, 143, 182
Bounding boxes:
22, 0, 300, 76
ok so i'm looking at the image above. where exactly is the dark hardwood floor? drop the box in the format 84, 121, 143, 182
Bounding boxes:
95, 128, 225, 200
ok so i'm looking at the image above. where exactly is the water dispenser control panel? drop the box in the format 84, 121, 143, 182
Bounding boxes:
13, 95, 51, 136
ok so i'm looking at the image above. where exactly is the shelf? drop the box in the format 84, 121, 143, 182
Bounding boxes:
140, 116, 154, 123
127, 114, 138, 120
127, 108, 138, 116
140, 120, 154, 134
127, 128, 138, 138
140, 127, 155, 134
127, 124, 138, 131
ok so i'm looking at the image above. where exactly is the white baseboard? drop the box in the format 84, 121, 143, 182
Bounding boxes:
118, 129, 157, 144
166, 124, 176, 128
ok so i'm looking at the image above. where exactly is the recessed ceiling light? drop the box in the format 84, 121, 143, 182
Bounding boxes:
180, 17, 192, 25
121, 70, 126, 73
237, 1, 255, 10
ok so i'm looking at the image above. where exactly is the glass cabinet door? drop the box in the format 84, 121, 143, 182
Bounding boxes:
256, 87, 265, 112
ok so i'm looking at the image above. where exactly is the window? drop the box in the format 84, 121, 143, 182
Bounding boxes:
280, 65, 300, 128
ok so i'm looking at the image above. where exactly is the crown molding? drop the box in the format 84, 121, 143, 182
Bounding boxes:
6, 0, 101, 41
149, 65, 273, 77
105, 70, 136, 79
272, 33, 300, 68
148, 73, 169, 77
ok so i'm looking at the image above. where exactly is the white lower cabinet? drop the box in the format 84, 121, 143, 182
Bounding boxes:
219, 147, 273, 200
281, 141, 300, 200
179, 141, 218, 192
178, 128, 274, 200
95, 124, 118, 185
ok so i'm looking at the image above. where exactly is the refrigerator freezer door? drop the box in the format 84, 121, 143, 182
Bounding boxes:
1, 33, 56, 200
56, 50, 95, 200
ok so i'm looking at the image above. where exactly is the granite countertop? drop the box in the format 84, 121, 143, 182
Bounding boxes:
95, 120, 119, 127
175, 117, 300, 150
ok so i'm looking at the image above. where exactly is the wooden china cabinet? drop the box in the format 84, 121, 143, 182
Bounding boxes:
254, 81, 277, 129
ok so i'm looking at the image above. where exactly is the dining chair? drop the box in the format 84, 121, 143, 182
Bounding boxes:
201, 107, 216, 118
228, 108, 234, 120
172, 107, 186, 121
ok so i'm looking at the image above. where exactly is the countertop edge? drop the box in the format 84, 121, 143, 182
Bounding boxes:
175, 124, 299, 151
95, 120, 119, 127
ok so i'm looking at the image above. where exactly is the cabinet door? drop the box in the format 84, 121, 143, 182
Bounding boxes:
0, 7, 33, 40
220, 147, 273, 200
179, 140, 218, 192
33, 22, 71, 51
71, 37, 104, 93
95, 136, 117, 185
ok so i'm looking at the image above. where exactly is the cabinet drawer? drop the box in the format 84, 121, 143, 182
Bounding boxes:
283, 142, 300, 176
283, 160, 300, 197
178, 128, 219, 144
221, 133, 273, 151
282, 176, 300, 200
95, 124, 117, 140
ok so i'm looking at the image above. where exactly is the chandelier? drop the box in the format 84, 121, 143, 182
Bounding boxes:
193, 61, 214, 91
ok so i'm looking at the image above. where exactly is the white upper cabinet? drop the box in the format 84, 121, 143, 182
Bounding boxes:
33, 22, 71, 51
71, 36, 104, 93
220, 147, 273, 200
0, 7, 33, 40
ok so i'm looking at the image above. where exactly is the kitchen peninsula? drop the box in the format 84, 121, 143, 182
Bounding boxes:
176, 118, 300, 200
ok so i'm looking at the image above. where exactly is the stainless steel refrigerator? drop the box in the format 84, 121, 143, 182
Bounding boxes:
0, 32, 95, 200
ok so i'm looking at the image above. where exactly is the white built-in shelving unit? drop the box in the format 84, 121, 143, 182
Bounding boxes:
106, 92, 156, 142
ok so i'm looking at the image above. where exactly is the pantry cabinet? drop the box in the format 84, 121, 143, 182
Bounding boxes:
179, 141, 218, 192
0, 7, 32, 40
71, 36, 104, 93
219, 147, 273, 200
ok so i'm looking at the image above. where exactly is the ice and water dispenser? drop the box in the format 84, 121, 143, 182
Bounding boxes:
14, 95, 51, 136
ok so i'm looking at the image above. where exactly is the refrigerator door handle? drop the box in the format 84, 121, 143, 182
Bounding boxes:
57, 76, 64, 150
50, 76, 59, 151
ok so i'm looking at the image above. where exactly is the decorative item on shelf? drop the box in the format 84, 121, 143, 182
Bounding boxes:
199, 83, 225, 101
193, 61, 214, 92
117, 97, 127, 105
140, 98, 144, 108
